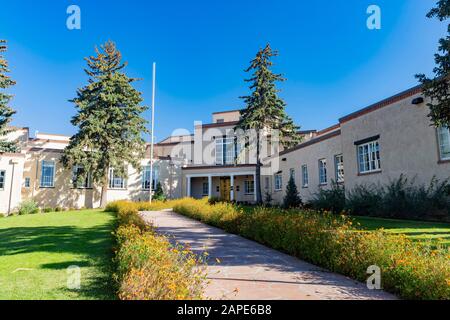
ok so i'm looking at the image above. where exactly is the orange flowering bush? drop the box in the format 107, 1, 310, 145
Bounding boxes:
173, 198, 450, 300
107, 200, 205, 300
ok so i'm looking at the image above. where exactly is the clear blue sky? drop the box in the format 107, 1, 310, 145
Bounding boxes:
0, 0, 445, 141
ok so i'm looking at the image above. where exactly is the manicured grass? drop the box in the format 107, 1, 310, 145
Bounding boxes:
0, 210, 116, 300
353, 216, 450, 248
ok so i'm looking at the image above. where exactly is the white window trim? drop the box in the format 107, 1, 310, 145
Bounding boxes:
0, 170, 5, 190
72, 165, 92, 189
142, 165, 158, 191
274, 173, 282, 191
202, 182, 209, 196
215, 137, 236, 166
334, 154, 344, 183
319, 159, 327, 185
108, 168, 127, 190
357, 140, 381, 174
244, 180, 255, 195
437, 127, 450, 161
301, 165, 308, 188
40, 160, 55, 188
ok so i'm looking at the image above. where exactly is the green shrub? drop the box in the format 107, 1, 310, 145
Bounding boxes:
107, 200, 205, 300
42, 207, 54, 213
310, 181, 345, 214
153, 182, 166, 201
283, 175, 302, 209
345, 183, 382, 216
207, 196, 221, 205
16, 200, 39, 215
173, 198, 450, 300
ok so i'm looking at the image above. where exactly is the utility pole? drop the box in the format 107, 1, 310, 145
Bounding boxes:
149, 62, 156, 203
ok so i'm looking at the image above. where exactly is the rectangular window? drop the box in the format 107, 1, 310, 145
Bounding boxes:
244, 180, 255, 194
40, 161, 55, 188
24, 177, 30, 188
202, 182, 209, 196
264, 177, 270, 190
142, 165, 158, 190
438, 127, 450, 160
109, 168, 127, 189
72, 165, 92, 189
274, 173, 282, 191
358, 140, 381, 173
289, 168, 295, 180
301, 165, 308, 188
0, 170, 5, 190
319, 159, 327, 185
215, 137, 236, 165
334, 154, 344, 183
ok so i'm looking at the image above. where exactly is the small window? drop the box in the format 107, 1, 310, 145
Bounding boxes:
264, 177, 270, 190
142, 165, 158, 190
301, 165, 308, 188
72, 165, 92, 189
274, 174, 282, 191
244, 180, 255, 194
319, 159, 327, 185
334, 154, 344, 183
289, 168, 295, 180
40, 161, 55, 188
202, 182, 209, 196
216, 119, 225, 124
438, 127, 450, 160
24, 177, 30, 188
0, 170, 5, 190
357, 140, 381, 173
108, 168, 127, 189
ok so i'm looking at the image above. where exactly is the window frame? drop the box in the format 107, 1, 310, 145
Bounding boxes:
0, 170, 5, 190
202, 181, 209, 196
318, 159, 327, 185
71, 165, 92, 189
301, 165, 308, 188
141, 165, 158, 191
244, 180, 255, 195
24, 177, 30, 189
215, 136, 237, 165
274, 173, 282, 191
289, 168, 295, 180
357, 140, 381, 174
437, 127, 450, 161
40, 160, 55, 188
334, 154, 345, 183
108, 168, 127, 190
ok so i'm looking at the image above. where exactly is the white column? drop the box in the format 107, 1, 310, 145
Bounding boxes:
208, 175, 212, 198
230, 175, 235, 202
187, 176, 191, 197
253, 173, 257, 203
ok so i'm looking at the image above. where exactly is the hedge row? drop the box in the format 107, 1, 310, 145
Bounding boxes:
106, 200, 205, 300
172, 198, 450, 300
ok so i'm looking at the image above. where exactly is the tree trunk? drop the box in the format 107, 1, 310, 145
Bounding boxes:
100, 174, 109, 208
255, 130, 263, 204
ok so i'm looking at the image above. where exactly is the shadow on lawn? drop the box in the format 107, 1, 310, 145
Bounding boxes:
0, 223, 116, 300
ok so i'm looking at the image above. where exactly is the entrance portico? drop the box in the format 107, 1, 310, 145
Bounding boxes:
183, 165, 257, 203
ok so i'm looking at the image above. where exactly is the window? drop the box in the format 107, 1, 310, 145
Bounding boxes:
289, 168, 295, 180
358, 140, 381, 173
216, 119, 224, 124
72, 165, 92, 189
215, 137, 236, 165
24, 177, 30, 188
274, 173, 282, 191
319, 159, 327, 185
109, 168, 127, 189
264, 177, 270, 190
334, 154, 344, 183
438, 127, 450, 160
0, 170, 5, 190
301, 165, 308, 188
202, 182, 209, 196
244, 180, 255, 194
142, 165, 158, 190
40, 161, 55, 188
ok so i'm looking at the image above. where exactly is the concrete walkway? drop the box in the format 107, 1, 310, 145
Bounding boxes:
141, 210, 396, 300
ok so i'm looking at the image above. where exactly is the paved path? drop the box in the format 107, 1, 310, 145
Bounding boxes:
141, 210, 396, 300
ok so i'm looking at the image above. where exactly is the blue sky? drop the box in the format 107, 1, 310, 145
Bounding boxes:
0, 0, 445, 141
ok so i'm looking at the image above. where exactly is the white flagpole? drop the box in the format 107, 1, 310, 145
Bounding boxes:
149, 62, 156, 203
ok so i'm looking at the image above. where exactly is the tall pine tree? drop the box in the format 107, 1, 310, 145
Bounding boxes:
283, 174, 302, 209
61, 41, 149, 207
237, 44, 300, 204
0, 40, 18, 153
416, 0, 450, 127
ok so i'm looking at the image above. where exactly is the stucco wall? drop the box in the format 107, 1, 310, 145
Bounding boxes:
0, 154, 25, 214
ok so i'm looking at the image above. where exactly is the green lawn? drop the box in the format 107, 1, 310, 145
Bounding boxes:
0, 210, 116, 300
353, 216, 450, 248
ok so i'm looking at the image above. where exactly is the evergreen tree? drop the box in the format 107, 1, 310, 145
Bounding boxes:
283, 175, 302, 209
0, 40, 18, 153
416, 0, 450, 127
153, 182, 166, 201
236, 44, 301, 204
61, 41, 149, 207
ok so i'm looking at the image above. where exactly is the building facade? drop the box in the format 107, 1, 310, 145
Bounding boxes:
1, 85, 450, 214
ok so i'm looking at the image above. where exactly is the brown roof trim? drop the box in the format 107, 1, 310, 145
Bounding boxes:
197, 121, 239, 129
279, 130, 341, 156
316, 124, 340, 136
339, 85, 422, 124
182, 164, 256, 170
0, 152, 25, 158
31, 138, 69, 144
28, 147, 64, 153
212, 109, 242, 115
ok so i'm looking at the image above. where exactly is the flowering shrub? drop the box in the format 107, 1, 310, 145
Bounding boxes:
107, 200, 205, 300
173, 198, 450, 300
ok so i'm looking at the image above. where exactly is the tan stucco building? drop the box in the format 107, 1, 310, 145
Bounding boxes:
1, 85, 449, 214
